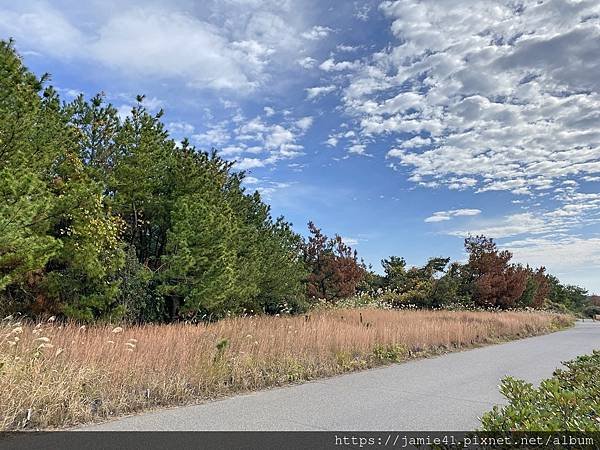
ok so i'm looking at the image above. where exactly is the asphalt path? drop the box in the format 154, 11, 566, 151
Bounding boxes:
80, 321, 600, 431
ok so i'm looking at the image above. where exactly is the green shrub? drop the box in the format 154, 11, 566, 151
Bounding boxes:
373, 343, 409, 362
481, 350, 600, 431
582, 305, 600, 318
544, 299, 571, 314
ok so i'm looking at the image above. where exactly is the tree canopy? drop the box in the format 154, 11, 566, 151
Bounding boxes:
0, 41, 306, 321
0, 41, 591, 321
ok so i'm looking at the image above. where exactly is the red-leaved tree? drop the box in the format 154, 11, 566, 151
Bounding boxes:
302, 222, 365, 302
465, 235, 528, 309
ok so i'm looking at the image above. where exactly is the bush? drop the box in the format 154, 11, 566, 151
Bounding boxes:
373, 343, 409, 362
582, 305, 600, 318
481, 350, 600, 431
544, 299, 571, 314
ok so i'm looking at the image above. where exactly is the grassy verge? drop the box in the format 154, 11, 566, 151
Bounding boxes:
1, 309, 573, 430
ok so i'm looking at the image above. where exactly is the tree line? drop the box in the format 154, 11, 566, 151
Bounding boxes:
303, 228, 589, 313
0, 41, 592, 322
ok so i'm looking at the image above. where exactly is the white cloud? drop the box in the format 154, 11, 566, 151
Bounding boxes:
447, 212, 547, 238
0, 1, 314, 93
243, 176, 260, 184
447, 177, 478, 191
305, 85, 336, 100
452, 209, 482, 217
425, 214, 451, 223
336, 44, 359, 52
583, 176, 600, 182
447, 196, 600, 239
297, 56, 317, 69
263, 106, 275, 117
301, 25, 332, 40
506, 236, 600, 274
425, 209, 481, 223
319, 58, 360, 72
116, 104, 132, 121
340, 0, 600, 202
192, 123, 230, 147
255, 181, 295, 199
295, 116, 314, 131
0, 3, 84, 58
341, 236, 359, 246
235, 157, 265, 170
91, 10, 271, 91
354, 3, 371, 21
326, 136, 339, 147
348, 144, 372, 157
168, 121, 195, 136
222, 112, 308, 168
56, 87, 83, 99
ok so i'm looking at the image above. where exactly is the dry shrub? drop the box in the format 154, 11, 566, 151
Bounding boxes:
0, 310, 572, 430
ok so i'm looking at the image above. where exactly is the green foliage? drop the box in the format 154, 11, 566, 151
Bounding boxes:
430, 263, 473, 308
380, 256, 451, 308
381, 256, 407, 289
47, 182, 125, 321
543, 299, 571, 314
0, 41, 61, 294
0, 41, 124, 320
582, 305, 600, 318
546, 274, 588, 312
162, 193, 240, 317
1, 41, 306, 322
114, 247, 161, 323
0, 41, 589, 321
373, 343, 409, 362
358, 268, 386, 292
481, 351, 600, 431
336, 351, 368, 371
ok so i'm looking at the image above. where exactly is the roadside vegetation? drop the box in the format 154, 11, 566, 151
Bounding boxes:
0, 309, 572, 430
481, 350, 600, 431
0, 38, 594, 432
1, 40, 595, 324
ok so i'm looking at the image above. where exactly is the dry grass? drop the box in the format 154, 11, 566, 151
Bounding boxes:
0, 309, 572, 430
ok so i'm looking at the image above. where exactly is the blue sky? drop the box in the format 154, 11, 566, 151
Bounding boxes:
2, 0, 600, 292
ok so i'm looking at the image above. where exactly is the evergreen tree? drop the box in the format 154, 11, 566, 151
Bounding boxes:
0, 41, 124, 319
0, 41, 61, 299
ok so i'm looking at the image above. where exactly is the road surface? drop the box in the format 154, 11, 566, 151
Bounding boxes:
81, 321, 600, 431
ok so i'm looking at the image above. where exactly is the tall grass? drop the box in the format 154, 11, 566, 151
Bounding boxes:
0, 309, 572, 430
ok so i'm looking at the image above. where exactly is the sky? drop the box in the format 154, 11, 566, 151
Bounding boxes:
2, 0, 599, 293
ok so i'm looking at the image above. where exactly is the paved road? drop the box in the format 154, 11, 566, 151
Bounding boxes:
81, 321, 600, 431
